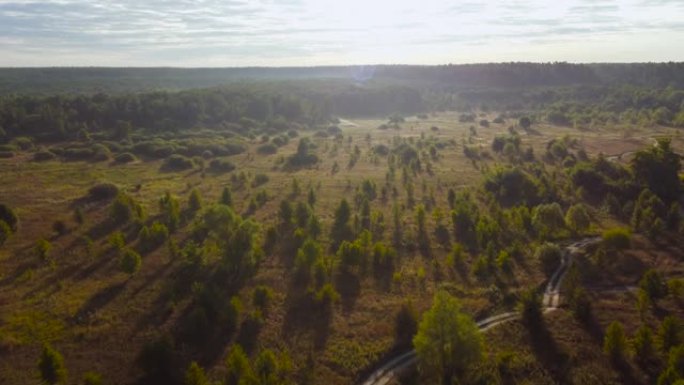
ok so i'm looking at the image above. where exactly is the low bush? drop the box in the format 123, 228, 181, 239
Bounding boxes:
257, 143, 278, 155
88, 183, 119, 201
33, 151, 57, 161
114, 152, 137, 164
162, 155, 194, 171
208, 158, 236, 173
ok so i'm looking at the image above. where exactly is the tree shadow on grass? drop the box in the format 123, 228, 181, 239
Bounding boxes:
282, 290, 331, 351
526, 322, 571, 384
334, 270, 360, 313
72, 281, 127, 325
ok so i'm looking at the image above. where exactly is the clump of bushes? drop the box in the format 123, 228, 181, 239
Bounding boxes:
161, 155, 194, 171
114, 152, 137, 164
208, 158, 236, 173
257, 143, 278, 155
34, 151, 57, 161
88, 183, 119, 201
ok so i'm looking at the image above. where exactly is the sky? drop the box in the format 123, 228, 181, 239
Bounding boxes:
0, 0, 683, 67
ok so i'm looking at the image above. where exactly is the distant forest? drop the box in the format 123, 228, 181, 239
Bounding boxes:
1, 62, 684, 143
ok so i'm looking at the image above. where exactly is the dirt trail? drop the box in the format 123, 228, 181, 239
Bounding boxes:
360, 237, 601, 385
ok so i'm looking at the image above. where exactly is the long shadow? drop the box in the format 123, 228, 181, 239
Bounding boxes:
282, 289, 331, 350
526, 322, 571, 384
335, 270, 361, 313
72, 281, 127, 325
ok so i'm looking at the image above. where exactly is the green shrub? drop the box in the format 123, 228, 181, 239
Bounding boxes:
34, 151, 57, 161
120, 248, 142, 275
535, 242, 562, 277
0, 220, 11, 247
252, 173, 269, 187
602, 227, 631, 250
208, 158, 236, 173
87, 183, 119, 201
114, 152, 137, 164
604, 321, 627, 362
0, 204, 18, 231
257, 143, 277, 155
161, 155, 194, 171
38, 344, 67, 385
252, 285, 274, 314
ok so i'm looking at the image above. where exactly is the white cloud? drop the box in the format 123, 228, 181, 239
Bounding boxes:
0, 0, 682, 66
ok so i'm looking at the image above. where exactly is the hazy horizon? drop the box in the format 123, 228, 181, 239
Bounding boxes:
1, 0, 684, 67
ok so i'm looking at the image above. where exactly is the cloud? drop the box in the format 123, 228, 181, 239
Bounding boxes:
0, 0, 682, 66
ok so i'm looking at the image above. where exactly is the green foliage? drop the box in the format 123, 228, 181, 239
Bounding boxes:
640, 269, 668, 304
35, 238, 52, 262
535, 242, 562, 278
139, 222, 169, 252
220, 187, 233, 207
483, 167, 540, 207
0, 220, 11, 247
631, 138, 681, 203
120, 248, 142, 275
532, 203, 565, 239
565, 203, 591, 234
188, 188, 203, 213
162, 154, 195, 171
287, 137, 318, 168
659, 316, 682, 354
184, 361, 209, 385
633, 324, 656, 364
602, 227, 631, 250
82, 372, 102, 385
604, 321, 628, 362
110, 192, 144, 224
108, 231, 125, 252
159, 192, 181, 232
413, 291, 483, 384
0, 203, 18, 232
657, 345, 684, 385
38, 344, 67, 385
252, 285, 274, 314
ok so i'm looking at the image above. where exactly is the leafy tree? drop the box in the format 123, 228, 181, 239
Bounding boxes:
633, 324, 656, 364
532, 203, 565, 239
225, 345, 252, 385
519, 116, 532, 130
535, 242, 563, 277
159, 192, 181, 231
108, 231, 125, 252
631, 138, 681, 203
252, 285, 274, 315
0, 220, 11, 247
220, 186, 233, 207
35, 238, 52, 262
307, 187, 317, 207
0, 203, 18, 232
120, 248, 142, 275
658, 344, 684, 385
640, 269, 668, 304
604, 321, 628, 362
188, 188, 203, 213
38, 344, 67, 385
278, 200, 293, 228
483, 167, 540, 207
565, 203, 591, 234
413, 291, 483, 385
184, 361, 208, 385
602, 227, 631, 250
659, 316, 682, 354
330, 199, 353, 248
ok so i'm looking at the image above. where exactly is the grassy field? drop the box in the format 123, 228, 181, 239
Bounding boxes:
0, 111, 682, 384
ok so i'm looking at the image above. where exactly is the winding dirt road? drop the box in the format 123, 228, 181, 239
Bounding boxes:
359, 237, 601, 385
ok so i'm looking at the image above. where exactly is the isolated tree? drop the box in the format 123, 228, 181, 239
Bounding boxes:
532, 203, 565, 239
604, 321, 628, 363
565, 203, 591, 235
640, 269, 668, 304
658, 316, 682, 353
633, 324, 656, 364
535, 242, 563, 278
307, 187, 317, 207
225, 345, 252, 385
38, 344, 67, 385
184, 362, 208, 385
159, 192, 181, 231
35, 238, 52, 262
278, 200, 293, 228
331, 198, 353, 248
120, 248, 142, 275
252, 285, 274, 315
602, 227, 631, 250
0, 203, 18, 232
188, 188, 202, 213
220, 186, 233, 207
413, 291, 483, 385
658, 344, 684, 385
0, 220, 11, 247
631, 138, 681, 203
519, 116, 532, 130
